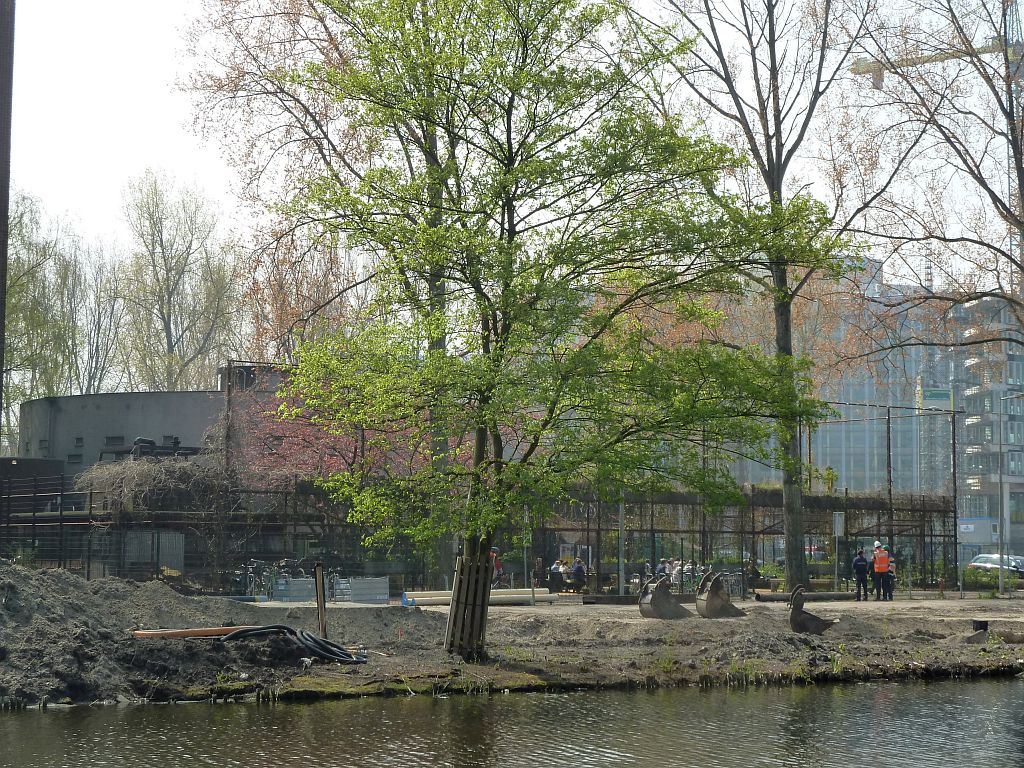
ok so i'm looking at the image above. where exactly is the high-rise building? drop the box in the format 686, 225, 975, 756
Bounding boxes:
954, 297, 1024, 555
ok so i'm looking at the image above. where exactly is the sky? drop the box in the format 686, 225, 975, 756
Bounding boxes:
10, 0, 237, 246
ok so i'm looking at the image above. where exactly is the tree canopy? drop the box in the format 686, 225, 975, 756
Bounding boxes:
249, 0, 827, 550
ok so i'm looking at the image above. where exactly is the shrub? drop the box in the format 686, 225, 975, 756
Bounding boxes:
963, 568, 1000, 590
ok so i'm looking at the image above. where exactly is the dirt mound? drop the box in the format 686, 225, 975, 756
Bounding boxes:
0, 564, 445, 704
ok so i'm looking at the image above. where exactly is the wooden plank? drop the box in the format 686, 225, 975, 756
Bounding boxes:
131, 626, 259, 639
468, 560, 486, 655
479, 558, 494, 651
444, 557, 467, 654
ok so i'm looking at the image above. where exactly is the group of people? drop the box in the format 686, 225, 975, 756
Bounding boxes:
655, 558, 698, 586
851, 540, 897, 601
549, 558, 587, 590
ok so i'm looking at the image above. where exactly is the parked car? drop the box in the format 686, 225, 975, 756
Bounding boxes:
966, 554, 1024, 576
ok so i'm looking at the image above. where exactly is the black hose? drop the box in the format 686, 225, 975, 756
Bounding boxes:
221, 624, 368, 664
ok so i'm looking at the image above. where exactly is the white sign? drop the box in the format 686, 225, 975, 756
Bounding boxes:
959, 524, 975, 533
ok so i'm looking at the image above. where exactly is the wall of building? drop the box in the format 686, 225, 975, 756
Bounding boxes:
19, 391, 226, 474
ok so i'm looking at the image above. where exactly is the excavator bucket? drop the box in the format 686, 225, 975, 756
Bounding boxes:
695, 572, 745, 619
638, 576, 693, 619
788, 585, 839, 635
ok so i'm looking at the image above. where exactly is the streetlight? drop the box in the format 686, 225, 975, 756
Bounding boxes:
998, 391, 1024, 596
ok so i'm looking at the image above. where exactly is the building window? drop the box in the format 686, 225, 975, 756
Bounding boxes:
104, 436, 124, 447
1011, 493, 1024, 524
966, 495, 990, 515
66, 454, 82, 464
967, 453, 997, 474
1008, 421, 1024, 446
74, 436, 84, 447
1009, 362, 1024, 386
1009, 451, 1024, 476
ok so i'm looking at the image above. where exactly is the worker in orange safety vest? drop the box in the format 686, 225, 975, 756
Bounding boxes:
883, 546, 896, 601
871, 541, 890, 601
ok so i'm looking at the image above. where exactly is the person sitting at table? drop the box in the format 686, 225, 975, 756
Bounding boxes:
548, 560, 564, 592
572, 558, 587, 590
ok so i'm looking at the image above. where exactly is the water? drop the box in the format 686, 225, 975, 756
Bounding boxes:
2, 680, 1023, 767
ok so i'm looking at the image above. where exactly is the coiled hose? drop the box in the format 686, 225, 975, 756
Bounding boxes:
221, 624, 368, 664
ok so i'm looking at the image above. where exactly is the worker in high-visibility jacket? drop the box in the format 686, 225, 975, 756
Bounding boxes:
871, 541, 890, 601
878, 545, 895, 601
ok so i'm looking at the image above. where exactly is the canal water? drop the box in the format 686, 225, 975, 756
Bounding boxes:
2, 679, 1022, 767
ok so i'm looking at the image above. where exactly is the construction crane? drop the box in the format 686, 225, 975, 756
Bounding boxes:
852, 4, 1024, 86
852, 3, 1024, 287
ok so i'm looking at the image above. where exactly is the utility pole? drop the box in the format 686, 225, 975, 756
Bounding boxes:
886, 406, 894, 550
999, 392, 1006, 597
617, 501, 625, 596
0, 1, 15, 450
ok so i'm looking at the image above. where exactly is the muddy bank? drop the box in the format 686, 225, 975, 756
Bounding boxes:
2, 563, 1024, 706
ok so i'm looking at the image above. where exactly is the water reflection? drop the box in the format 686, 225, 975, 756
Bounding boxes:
3, 680, 1024, 767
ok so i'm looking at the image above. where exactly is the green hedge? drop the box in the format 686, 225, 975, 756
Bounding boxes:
963, 568, 1000, 590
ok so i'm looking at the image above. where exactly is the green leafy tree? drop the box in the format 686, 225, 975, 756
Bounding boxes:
250, 0, 823, 656
3, 193, 123, 448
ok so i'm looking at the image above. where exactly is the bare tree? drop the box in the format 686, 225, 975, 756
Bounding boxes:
191, 1, 370, 358
850, 1, 1024, 352
118, 169, 239, 391
238, 233, 374, 362
51, 246, 125, 394
645, 0, 910, 586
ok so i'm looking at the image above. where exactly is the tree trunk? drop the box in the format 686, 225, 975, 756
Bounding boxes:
423, 113, 452, 588
773, 269, 805, 589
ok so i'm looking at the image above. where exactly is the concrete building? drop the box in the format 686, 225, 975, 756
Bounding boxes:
18, 391, 225, 474
16, 363, 284, 476
954, 298, 1024, 558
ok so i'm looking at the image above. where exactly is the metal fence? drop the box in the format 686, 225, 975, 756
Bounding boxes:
535, 486, 958, 590
0, 475, 423, 589
0, 476, 957, 591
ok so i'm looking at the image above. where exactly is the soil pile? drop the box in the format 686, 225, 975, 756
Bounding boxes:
0, 563, 445, 704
